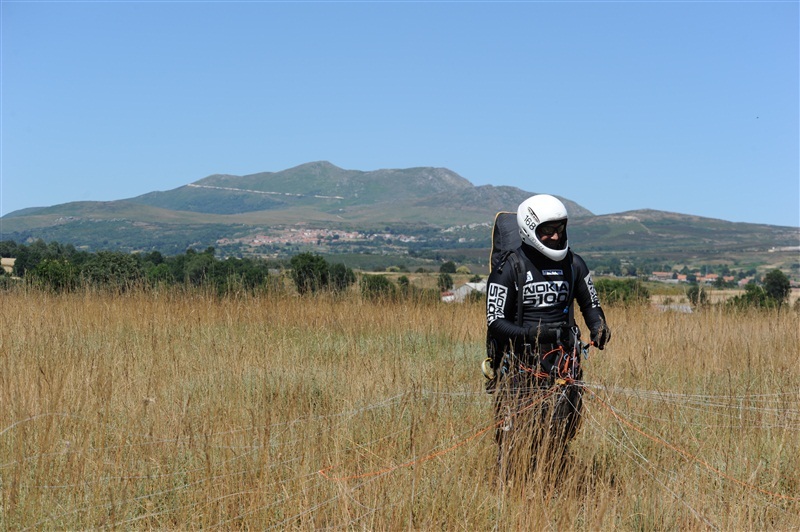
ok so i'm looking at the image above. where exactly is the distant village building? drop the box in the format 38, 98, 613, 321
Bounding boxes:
1, 258, 15, 274
441, 281, 486, 303
649, 271, 677, 283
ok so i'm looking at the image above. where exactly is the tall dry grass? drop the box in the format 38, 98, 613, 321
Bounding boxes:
1, 287, 798, 529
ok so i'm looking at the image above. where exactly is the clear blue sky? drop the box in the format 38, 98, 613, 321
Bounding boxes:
2, 1, 798, 227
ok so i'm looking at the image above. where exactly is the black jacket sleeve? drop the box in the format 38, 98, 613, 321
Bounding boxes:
572, 253, 607, 335
485, 264, 528, 345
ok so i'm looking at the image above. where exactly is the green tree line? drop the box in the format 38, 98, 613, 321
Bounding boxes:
2, 240, 792, 310
1, 240, 274, 294
0, 242, 420, 300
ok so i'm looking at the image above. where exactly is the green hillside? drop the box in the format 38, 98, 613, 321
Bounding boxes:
1, 162, 797, 274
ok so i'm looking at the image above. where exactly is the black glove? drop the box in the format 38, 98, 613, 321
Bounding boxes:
591, 324, 611, 350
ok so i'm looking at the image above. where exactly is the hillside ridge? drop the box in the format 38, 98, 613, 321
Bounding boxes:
1, 162, 797, 273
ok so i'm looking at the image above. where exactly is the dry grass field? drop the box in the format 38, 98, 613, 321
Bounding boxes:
1, 287, 798, 530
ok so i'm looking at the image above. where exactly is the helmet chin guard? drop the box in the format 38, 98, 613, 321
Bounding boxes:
517, 194, 569, 261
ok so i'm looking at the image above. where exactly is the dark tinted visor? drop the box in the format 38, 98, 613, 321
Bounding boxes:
536, 221, 566, 237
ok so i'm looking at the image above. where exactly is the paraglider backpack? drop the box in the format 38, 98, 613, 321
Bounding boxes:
486, 212, 525, 370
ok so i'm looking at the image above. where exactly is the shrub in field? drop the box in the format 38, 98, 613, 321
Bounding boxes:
30, 258, 80, 292
11, 239, 86, 277
686, 283, 708, 307
468, 289, 484, 303
594, 278, 649, 305
0, 271, 18, 289
439, 260, 456, 274
724, 270, 790, 310
290, 252, 329, 294
727, 281, 789, 309
328, 262, 356, 292
211, 256, 271, 293
360, 273, 396, 299
146, 262, 175, 285
763, 269, 791, 306
437, 272, 454, 291
183, 248, 216, 285
80, 251, 145, 289
289, 253, 354, 295
394, 277, 440, 302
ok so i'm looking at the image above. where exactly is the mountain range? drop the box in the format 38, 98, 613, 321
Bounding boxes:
2, 161, 798, 273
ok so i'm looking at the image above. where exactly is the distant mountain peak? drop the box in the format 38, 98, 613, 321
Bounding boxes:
287, 161, 344, 173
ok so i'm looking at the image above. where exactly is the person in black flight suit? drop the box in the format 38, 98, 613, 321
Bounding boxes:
485, 193, 611, 479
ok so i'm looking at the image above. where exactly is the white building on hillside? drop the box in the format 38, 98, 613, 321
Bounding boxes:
442, 281, 486, 303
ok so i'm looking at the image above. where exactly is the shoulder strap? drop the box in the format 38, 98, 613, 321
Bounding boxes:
568, 250, 576, 327
506, 251, 526, 327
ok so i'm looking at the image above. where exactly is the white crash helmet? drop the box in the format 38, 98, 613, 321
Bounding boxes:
517, 194, 569, 261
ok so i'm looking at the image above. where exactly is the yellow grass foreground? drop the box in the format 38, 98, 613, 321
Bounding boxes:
1, 288, 798, 529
